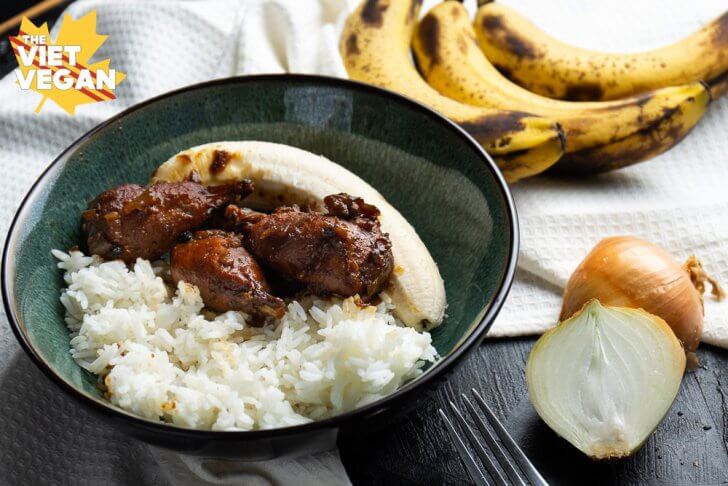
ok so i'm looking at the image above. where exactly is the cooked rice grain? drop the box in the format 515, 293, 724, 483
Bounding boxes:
53, 250, 437, 431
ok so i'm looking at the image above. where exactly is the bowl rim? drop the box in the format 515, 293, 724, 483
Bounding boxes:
2, 73, 519, 440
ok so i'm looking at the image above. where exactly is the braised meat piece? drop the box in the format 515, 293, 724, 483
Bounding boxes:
170, 230, 285, 321
83, 180, 253, 263
226, 193, 393, 301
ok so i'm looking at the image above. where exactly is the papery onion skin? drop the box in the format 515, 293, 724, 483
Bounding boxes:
561, 236, 703, 353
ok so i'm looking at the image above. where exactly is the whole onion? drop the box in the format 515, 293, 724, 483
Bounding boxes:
561, 236, 725, 354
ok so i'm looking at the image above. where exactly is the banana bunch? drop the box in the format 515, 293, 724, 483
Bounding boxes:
341, 0, 718, 179
412, 2, 711, 174
474, 3, 728, 101
339, 0, 565, 182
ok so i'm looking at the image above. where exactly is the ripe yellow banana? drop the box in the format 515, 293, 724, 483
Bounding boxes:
473, 3, 728, 100
553, 94, 709, 174
340, 0, 565, 182
413, 2, 711, 172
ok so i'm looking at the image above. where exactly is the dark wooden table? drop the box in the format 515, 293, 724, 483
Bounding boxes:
340, 338, 728, 485
2, 7, 727, 485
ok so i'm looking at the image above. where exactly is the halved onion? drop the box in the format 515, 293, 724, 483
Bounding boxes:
526, 300, 686, 459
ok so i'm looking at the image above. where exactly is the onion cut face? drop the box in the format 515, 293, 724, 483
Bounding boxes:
527, 300, 686, 459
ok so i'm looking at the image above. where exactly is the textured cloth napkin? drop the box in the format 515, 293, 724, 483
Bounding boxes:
0, 0, 727, 484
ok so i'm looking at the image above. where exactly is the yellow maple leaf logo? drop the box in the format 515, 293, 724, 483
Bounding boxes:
9, 11, 125, 115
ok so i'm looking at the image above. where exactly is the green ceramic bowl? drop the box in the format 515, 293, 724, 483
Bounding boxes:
2, 75, 518, 459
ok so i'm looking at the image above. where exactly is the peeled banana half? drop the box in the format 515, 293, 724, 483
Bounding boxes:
152, 141, 447, 331
474, 2, 728, 101
340, 0, 565, 183
413, 2, 711, 173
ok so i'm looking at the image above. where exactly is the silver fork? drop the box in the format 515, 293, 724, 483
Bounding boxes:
438, 389, 548, 486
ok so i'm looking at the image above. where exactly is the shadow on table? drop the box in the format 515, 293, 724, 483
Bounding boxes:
506, 349, 728, 486
506, 400, 617, 485
535, 168, 648, 192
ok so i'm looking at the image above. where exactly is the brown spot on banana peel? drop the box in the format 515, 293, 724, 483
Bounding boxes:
176, 154, 193, 165
361, 0, 388, 27
459, 112, 530, 148
563, 125, 586, 138
345, 33, 360, 56
416, 13, 441, 67
563, 83, 605, 102
480, 14, 540, 59
210, 150, 232, 175
493, 62, 531, 89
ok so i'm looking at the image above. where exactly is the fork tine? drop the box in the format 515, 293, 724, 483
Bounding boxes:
472, 389, 549, 486
462, 394, 528, 486
448, 401, 509, 486
438, 409, 491, 486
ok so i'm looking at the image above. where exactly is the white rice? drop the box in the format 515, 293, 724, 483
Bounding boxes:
52, 249, 438, 431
